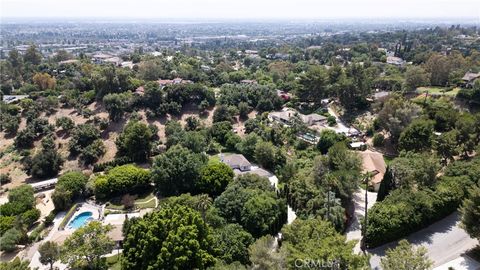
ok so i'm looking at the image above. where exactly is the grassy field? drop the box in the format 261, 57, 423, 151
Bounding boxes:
416, 86, 461, 97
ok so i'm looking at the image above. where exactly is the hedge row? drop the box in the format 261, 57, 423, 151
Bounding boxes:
58, 203, 79, 230
365, 157, 480, 248
93, 156, 133, 172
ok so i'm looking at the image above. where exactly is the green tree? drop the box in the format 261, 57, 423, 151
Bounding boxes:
235, 133, 260, 158
60, 221, 114, 270
254, 141, 276, 170
23, 44, 42, 65
39, 241, 60, 270
213, 105, 233, 123
29, 136, 63, 179
214, 174, 286, 237
93, 164, 150, 199
377, 95, 421, 142
380, 240, 432, 270
399, 119, 434, 152
57, 171, 88, 197
460, 184, 480, 241
248, 235, 286, 270
434, 130, 458, 165
0, 257, 31, 270
79, 139, 105, 165
52, 186, 73, 211
388, 152, 438, 189
297, 66, 329, 104
238, 101, 250, 119
213, 223, 254, 265
316, 129, 344, 154
151, 145, 207, 196
122, 205, 216, 270
181, 131, 207, 153
0, 228, 22, 252
116, 120, 153, 162
198, 162, 234, 197
68, 124, 101, 155
55, 116, 75, 132
403, 66, 430, 92
185, 116, 200, 131
455, 113, 476, 157
281, 218, 368, 269
8, 184, 35, 209
373, 133, 385, 147
52, 171, 88, 211
102, 92, 132, 121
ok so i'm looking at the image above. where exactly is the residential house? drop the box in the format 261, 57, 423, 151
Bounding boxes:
461, 71, 480, 88
349, 141, 367, 150
2, 95, 29, 104
268, 109, 297, 126
359, 150, 387, 191
157, 78, 193, 87
58, 59, 79, 65
386, 56, 406, 66
276, 90, 292, 101
121, 61, 135, 69
268, 109, 327, 127
104, 57, 123, 66
92, 53, 113, 64
221, 154, 252, 171
240, 79, 258, 85
301, 113, 327, 126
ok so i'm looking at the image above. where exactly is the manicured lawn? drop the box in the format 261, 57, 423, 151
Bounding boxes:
105, 192, 156, 210
135, 198, 156, 209
416, 87, 460, 97
134, 193, 154, 203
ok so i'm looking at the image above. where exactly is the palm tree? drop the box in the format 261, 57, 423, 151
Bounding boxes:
195, 194, 212, 221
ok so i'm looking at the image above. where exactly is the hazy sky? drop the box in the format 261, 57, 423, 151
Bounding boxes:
1, 0, 479, 20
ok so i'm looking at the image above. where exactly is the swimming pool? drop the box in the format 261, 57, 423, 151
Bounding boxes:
68, 211, 93, 229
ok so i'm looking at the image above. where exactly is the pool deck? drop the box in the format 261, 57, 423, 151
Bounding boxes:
65, 203, 101, 231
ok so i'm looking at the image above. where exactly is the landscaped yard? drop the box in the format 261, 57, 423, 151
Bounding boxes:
416, 86, 461, 97
105, 192, 157, 210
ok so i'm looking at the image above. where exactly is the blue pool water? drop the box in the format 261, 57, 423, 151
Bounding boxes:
68, 211, 93, 229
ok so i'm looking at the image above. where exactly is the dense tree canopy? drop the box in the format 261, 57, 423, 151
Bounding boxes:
94, 164, 151, 199
60, 221, 114, 270
122, 205, 216, 270
116, 120, 153, 162
198, 162, 234, 197
152, 145, 207, 196
281, 218, 369, 269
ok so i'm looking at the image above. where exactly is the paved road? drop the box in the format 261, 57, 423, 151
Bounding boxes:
345, 189, 378, 254
368, 211, 478, 269
433, 255, 480, 270
27, 211, 67, 270
327, 106, 350, 134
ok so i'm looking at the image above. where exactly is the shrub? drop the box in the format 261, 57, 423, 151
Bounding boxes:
372, 133, 385, 147
93, 157, 133, 172
93, 164, 151, 199
327, 115, 336, 126
0, 173, 11, 184
0, 228, 22, 252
